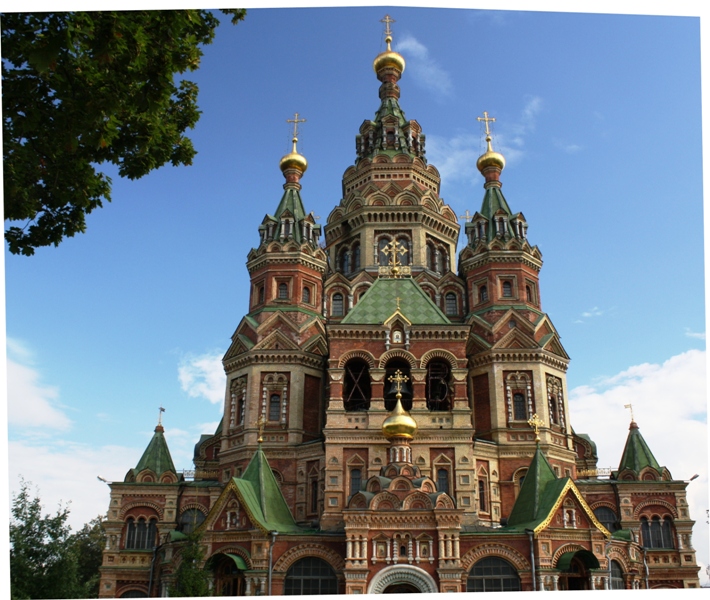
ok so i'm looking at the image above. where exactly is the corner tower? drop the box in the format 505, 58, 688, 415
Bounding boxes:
219, 124, 329, 524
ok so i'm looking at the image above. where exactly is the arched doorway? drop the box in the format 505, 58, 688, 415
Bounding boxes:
367, 565, 438, 594
556, 550, 599, 591
383, 583, 420, 593
207, 553, 247, 596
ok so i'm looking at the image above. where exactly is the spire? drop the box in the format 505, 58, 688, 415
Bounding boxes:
126, 419, 177, 482
615, 419, 666, 479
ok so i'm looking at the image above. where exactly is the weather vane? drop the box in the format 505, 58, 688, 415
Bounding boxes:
158, 406, 165, 426
624, 403, 635, 422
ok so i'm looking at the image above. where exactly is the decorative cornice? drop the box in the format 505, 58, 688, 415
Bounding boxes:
224, 350, 326, 374
460, 250, 542, 273
469, 349, 569, 371
247, 254, 327, 274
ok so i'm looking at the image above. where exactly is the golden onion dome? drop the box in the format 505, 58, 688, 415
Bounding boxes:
476, 135, 505, 173
279, 137, 308, 174
382, 398, 418, 440
373, 35, 406, 74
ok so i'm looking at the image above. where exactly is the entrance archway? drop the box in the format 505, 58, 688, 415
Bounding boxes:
367, 565, 438, 594
556, 550, 599, 591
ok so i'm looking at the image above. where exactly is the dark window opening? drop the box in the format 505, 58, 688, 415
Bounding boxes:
180, 508, 206, 535
513, 393, 527, 420
526, 285, 533, 303
502, 281, 513, 298
258, 286, 265, 304
478, 479, 487, 513
437, 468, 450, 495
593, 507, 619, 533
610, 560, 625, 590
445, 293, 457, 316
125, 517, 157, 550
310, 479, 319, 514
269, 394, 281, 421
284, 557, 338, 596
343, 359, 371, 412
302, 287, 311, 304
378, 237, 392, 265
350, 468, 361, 497
332, 293, 344, 317
426, 359, 451, 411
641, 516, 675, 549
352, 243, 361, 271
278, 282, 289, 299
479, 285, 488, 303
467, 557, 521, 592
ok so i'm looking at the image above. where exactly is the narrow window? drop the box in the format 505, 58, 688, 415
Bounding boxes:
426, 359, 451, 411
502, 281, 512, 298
478, 479, 487, 512
350, 468, 362, 497
310, 479, 319, 514
662, 517, 675, 548
302, 286, 311, 304
526, 285, 533, 302
258, 286, 265, 304
437, 468, 450, 495
278, 282, 288, 299
269, 394, 280, 421
126, 518, 136, 549
445, 293, 457, 316
332, 293, 344, 316
479, 285, 488, 303
513, 393, 526, 420
352, 243, 361, 271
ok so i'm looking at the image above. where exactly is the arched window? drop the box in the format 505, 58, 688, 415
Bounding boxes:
302, 287, 311, 304
331, 293, 344, 316
593, 507, 619, 533
258, 286, 265, 304
339, 247, 350, 274
284, 557, 338, 595
278, 282, 289, 299
479, 285, 488, 303
513, 393, 527, 420
467, 557, 521, 592
641, 516, 675, 549
180, 508, 206, 535
610, 560, 625, 590
526, 285, 533, 303
396, 236, 411, 266
502, 281, 513, 298
269, 394, 281, 421
426, 359, 451, 411
378, 237, 392, 265
120, 591, 148, 598
445, 293, 457, 316
125, 517, 157, 550
343, 358, 371, 412
352, 242, 361, 271
437, 468, 450, 495
310, 479, 319, 514
384, 359, 412, 411
662, 517, 675, 548
350, 468, 362, 497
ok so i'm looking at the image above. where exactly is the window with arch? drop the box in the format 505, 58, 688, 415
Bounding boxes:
384, 358, 412, 411
120, 591, 148, 598
502, 280, 513, 298
478, 479, 488, 513
513, 393, 527, 420
339, 247, 350, 274
278, 282, 289, 299
269, 394, 281, 421
426, 359, 451, 411
343, 358, 371, 412
378, 236, 392, 265
352, 242, 361, 271
302, 286, 311, 304
467, 557, 521, 592
309, 478, 319, 514
331, 293, 344, 317
641, 516, 675, 549
179, 508, 206, 535
445, 293, 457, 316
284, 557, 338, 595
526, 285, 533, 303
479, 285, 488, 303
395, 236, 411, 266
125, 516, 157, 550
610, 560, 625, 590
349, 468, 362, 497
593, 506, 619, 533
258, 285, 265, 304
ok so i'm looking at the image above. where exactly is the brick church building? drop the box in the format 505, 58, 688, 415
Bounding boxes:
98, 18, 700, 596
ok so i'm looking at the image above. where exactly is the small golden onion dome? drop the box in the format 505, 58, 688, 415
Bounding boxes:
382, 398, 418, 440
373, 35, 406, 74
476, 135, 505, 173
279, 137, 308, 174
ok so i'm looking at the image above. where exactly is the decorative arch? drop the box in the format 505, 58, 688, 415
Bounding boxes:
607, 547, 632, 573
420, 349, 459, 369
338, 349, 376, 369
460, 543, 530, 572
379, 349, 417, 369
402, 491, 434, 510
371, 491, 401, 511
179, 502, 208, 516
434, 493, 455, 509
551, 544, 587, 567
120, 501, 163, 520
118, 585, 149, 598
590, 500, 618, 512
367, 565, 439, 594
634, 500, 678, 519
273, 543, 345, 573
206, 545, 253, 570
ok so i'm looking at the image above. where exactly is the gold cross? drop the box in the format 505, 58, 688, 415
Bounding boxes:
256, 414, 267, 443
388, 369, 409, 399
396, 296, 401, 311
527, 413, 544, 442
477, 111, 496, 136
459, 209, 473, 222
381, 14, 395, 37
624, 403, 635, 422
286, 112, 306, 138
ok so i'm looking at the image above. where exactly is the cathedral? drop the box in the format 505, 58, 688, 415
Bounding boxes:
98, 18, 700, 596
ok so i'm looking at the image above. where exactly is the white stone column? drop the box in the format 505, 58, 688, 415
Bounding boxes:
347, 537, 353, 559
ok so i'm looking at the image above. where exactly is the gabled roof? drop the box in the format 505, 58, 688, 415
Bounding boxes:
614, 421, 666, 478
127, 424, 177, 481
341, 278, 450, 325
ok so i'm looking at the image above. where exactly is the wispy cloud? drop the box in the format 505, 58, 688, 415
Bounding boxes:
178, 351, 225, 405
570, 349, 708, 581
553, 138, 583, 154
574, 306, 611, 324
395, 35, 453, 98
7, 338, 72, 431
685, 328, 706, 340
581, 306, 604, 318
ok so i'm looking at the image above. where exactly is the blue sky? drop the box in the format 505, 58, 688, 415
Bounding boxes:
3, 2, 709, 588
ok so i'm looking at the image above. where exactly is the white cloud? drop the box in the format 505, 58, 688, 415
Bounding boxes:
6, 338, 72, 431
570, 349, 708, 581
554, 138, 583, 154
396, 35, 453, 97
685, 328, 706, 340
581, 306, 604, 318
178, 351, 225, 405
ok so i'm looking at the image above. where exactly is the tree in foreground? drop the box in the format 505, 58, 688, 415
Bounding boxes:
169, 532, 212, 597
70, 516, 107, 598
2, 9, 246, 255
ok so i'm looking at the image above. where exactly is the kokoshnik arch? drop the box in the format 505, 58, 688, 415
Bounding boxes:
98, 16, 700, 596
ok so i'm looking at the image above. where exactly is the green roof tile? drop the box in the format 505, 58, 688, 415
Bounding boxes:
341, 278, 450, 325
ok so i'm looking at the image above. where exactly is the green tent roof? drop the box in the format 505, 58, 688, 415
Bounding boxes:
128, 425, 176, 480
616, 421, 664, 477
232, 447, 302, 533
341, 278, 450, 325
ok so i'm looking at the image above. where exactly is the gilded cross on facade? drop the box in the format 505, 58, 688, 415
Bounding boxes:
624, 403, 635, 422
477, 111, 496, 136
158, 406, 165, 425
379, 239, 411, 279
527, 413, 544, 443
388, 369, 409, 399
459, 209, 473, 223
256, 413, 267, 443
287, 112, 306, 138
396, 296, 401, 311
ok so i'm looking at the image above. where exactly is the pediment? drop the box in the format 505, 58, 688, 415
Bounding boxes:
466, 332, 491, 355
536, 482, 611, 538
223, 336, 251, 362
203, 480, 251, 532
256, 311, 301, 336
541, 335, 570, 359
253, 329, 299, 352
492, 328, 539, 350
302, 334, 328, 356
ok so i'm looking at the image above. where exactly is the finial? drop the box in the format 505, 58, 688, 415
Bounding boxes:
459, 209, 473, 223
624, 403, 636, 425
280, 113, 308, 179
378, 239, 410, 279
388, 369, 410, 401
381, 14, 395, 49
256, 414, 267, 444
158, 406, 165, 426
527, 413, 544, 444
477, 111, 497, 152
476, 110, 506, 184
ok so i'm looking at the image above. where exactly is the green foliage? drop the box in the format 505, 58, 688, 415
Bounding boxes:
169, 532, 212, 597
10, 480, 107, 599
2, 9, 246, 255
